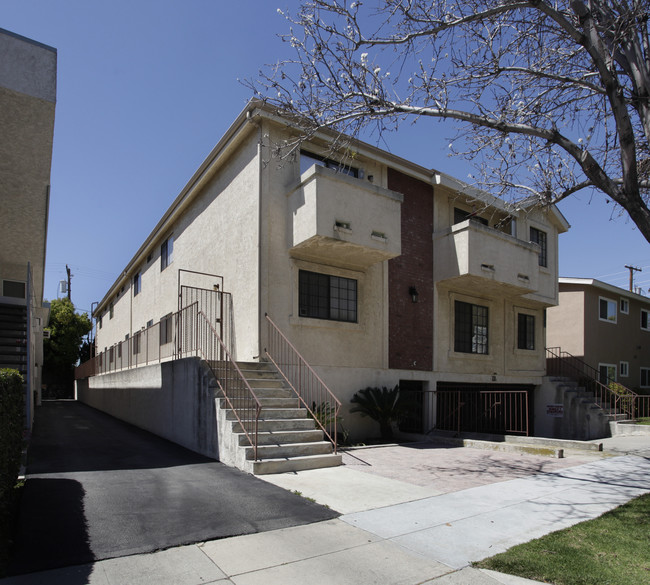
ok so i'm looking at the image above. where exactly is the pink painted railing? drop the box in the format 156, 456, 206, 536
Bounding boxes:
264, 314, 341, 451
194, 310, 261, 460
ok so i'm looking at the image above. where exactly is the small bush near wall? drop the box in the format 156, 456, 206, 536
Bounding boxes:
0, 368, 25, 576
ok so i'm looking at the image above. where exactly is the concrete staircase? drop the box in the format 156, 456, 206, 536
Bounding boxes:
546, 377, 610, 440
216, 361, 342, 475
0, 304, 28, 377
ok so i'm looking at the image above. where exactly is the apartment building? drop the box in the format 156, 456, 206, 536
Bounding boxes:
0, 28, 57, 427
89, 100, 568, 443
547, 278, 650, 392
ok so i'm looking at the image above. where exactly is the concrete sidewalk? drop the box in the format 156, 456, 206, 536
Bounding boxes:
2, 436, 649, 584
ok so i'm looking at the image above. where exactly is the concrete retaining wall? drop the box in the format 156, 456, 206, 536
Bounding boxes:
535, 377, 609, 440
610, 420, 650, 436
75, 357, 219, 459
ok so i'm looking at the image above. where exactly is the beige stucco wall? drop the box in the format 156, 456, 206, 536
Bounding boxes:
433, 285, 546, 380
258, 122, 393, 371
546, 289, 585, 356
0, 30, 56, 304
96, 130, 262, 360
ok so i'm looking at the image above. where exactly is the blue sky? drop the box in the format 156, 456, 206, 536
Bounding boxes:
3, 0, 649, 316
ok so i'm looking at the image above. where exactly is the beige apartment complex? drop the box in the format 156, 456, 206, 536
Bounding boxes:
547, 278, 650, 393
0, 28, 57, 427
85, 100, 569, 453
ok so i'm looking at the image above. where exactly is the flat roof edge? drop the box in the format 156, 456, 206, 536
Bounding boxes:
0, 27, 57, 53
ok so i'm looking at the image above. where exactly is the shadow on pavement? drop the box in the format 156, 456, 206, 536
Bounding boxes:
25, 401, 215, 474
8, 478, 93, 579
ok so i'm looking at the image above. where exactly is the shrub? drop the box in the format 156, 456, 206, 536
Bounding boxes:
0, 369, 24, 500
0, 369, 24, 576
608, 381, 635, 415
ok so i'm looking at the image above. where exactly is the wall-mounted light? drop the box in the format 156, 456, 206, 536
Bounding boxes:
409, 286, 419, 303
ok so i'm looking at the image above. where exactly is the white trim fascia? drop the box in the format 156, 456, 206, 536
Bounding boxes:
559, 277, 650, 304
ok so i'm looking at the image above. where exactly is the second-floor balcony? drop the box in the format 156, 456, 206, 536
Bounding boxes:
287, 164, 403, 270
434, 219, 541, 295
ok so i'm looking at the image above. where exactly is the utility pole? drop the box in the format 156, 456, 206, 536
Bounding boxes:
66, 264, 72, 301
625, 265, 642, 292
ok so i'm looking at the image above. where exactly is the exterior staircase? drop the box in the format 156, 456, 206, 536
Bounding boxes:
0, 304, 28, 377
546, 377, 610, 440
216, 361, 342, 475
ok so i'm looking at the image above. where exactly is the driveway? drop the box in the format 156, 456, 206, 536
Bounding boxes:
8, 401, 338, 576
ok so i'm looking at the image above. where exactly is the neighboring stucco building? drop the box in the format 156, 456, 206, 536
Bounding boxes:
87, 100, 568, 446
0, 28, 56, 427
547, 277, 650, 393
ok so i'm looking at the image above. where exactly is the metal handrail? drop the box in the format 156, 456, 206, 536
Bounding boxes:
435, 388, 529, 436
264, 313, 341, 452
194, 310, 262, 460
546, 347, 639, 420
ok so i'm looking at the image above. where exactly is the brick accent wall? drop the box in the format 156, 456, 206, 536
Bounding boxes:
388, 168, 434, 370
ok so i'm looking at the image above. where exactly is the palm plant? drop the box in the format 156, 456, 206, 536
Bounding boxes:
350, 385, 402, 441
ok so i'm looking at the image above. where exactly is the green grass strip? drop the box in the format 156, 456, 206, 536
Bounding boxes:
475, 493, 650, 585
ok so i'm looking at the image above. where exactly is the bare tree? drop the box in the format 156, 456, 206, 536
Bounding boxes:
250, 0, 650, 242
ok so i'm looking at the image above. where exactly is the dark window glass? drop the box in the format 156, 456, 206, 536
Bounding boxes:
161, 236, 174, 270
133, 272, 141, 296
641, 368, 650, 387
517, 313, 535, 350
454, 301, 489, 354
300, 151, 359, 178
530, 227, 548, 267
299, 270, 357, 323
454, 207, 488, 226
160, 314, 173, 345
2, 280, 26, 298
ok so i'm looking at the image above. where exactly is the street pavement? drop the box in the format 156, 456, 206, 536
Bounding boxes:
2, 402, 649, 585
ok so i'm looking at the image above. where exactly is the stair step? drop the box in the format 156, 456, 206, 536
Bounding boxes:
0, 345, 28, 354
246, 378, 287, 389
247, 387, 295, 398
0, 330, 27, 338
231, 418, 317, 433
252, 453, 343, 475
224, 407, 309, 420
246, 440, 334, 460
0, 355, 28, 365
237, 429, 325, 446
221, 397, 300, 409
236, 361, 275, 371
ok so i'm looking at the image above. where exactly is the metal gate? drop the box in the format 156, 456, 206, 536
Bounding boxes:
177, 270, 233, 357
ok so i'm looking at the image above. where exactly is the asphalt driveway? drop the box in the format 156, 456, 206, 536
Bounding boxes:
8, 401, 337, 576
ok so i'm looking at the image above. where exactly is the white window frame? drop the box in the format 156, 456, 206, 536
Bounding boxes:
620, 361, 629, 378
620, 298, 629, 314
598, 296, 617, 323
641, 367, 650, 388
641, 309, 650, 331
